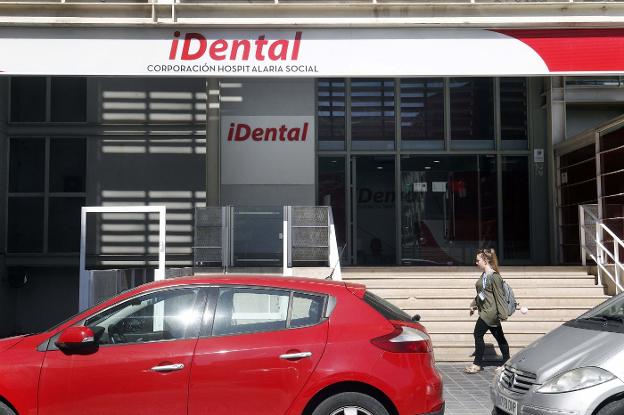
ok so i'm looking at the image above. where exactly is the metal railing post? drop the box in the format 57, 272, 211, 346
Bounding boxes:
615, 239, 621, 294
579, 205, 587, 266
596, 211, 603, 287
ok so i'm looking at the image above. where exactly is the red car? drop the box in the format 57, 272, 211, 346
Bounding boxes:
0, 275, 444, 415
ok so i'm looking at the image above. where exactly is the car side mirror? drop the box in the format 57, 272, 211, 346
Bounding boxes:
55, 326, 99, 353
411, 314, 421, 322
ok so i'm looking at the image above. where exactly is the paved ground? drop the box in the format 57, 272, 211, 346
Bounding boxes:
438, 363, 498, 415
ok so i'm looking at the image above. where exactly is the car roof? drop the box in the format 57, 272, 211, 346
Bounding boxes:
135, 274, 363, 294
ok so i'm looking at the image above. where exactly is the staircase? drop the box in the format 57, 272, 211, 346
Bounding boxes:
342, 266, 610, 362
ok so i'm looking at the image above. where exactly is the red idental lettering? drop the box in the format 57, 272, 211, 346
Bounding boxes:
255, 35, 269, 61
169, 31, 181, 60
227, 122, 309, 142
235, 123, 251, 141
292, 32, 302, 60
252, 128, 264, 141
227, 123, 235, 141
171, 31, 303, 62
209, 39, 228, 61
181, 33, 207, 60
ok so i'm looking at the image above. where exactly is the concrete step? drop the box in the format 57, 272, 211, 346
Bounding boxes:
341, 266, 603, 362
392, 296, 608, 309
368, 286, 606, 298
413, 308, 588, 321
422, 320, 562, 333
434, 346, 525, 363
353, 278, 597, 288
430, 332, 545, 344
344, 273, 592, 279
343, 266, 589, 273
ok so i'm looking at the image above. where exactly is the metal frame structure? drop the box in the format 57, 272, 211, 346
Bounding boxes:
79, 205, 166, 311
579, 204, 624, 294
3, 1, 624, 27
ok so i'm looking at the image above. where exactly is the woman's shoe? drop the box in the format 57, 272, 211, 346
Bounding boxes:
464, 364, 482, 374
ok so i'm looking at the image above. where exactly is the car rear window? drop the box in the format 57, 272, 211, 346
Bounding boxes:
364, 291, 412, 323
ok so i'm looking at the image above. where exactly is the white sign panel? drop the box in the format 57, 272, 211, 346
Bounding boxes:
413, 182, 428, 193
221, 116, 314, 185
432, 181, 447, 193
534, 148, 545, 163
0, 27, 552, 76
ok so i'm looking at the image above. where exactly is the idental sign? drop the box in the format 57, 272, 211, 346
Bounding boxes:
227, 122, 309, 142
221, 116, 315, 185
5, 27, 624, 76
169, 31, 302, 61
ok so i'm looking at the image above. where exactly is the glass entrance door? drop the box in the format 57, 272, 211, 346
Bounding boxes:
231, 206, 283, 267
400, 155, 497, 265
352, 156, 396, 265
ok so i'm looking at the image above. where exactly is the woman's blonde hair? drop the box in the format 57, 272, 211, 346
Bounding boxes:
477, 248, 500, 273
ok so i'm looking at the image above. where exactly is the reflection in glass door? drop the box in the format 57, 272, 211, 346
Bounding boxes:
352, 156, 396, 265
400, 156, 497, 265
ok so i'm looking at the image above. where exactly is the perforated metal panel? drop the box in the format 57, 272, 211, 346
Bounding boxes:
290, 206, 330, 264
292, 207, 328, 227
193, 207, 223, 266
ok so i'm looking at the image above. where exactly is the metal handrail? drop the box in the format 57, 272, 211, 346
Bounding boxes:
579, 204, 624, 294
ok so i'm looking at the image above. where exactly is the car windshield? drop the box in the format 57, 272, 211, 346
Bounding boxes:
578, 293, 624, 323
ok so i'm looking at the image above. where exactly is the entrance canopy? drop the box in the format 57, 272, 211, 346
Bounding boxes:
2, 27, 624, 77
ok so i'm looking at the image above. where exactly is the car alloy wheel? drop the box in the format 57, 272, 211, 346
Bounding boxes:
330, 407, 374, 415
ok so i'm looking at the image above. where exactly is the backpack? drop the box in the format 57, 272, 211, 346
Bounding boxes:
500, 280, 519, 320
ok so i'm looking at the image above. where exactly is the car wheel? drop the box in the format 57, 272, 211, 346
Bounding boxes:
596, 398, 624, 415
0, 402, 16, 415
311, 392, 390, 415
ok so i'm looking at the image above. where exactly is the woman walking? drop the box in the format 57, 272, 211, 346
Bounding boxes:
464, 248, 510, 373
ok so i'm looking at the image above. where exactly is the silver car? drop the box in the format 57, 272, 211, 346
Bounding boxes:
491, 292, 624, 415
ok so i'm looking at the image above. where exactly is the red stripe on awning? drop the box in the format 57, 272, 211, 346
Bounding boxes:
494, 29, 624, 72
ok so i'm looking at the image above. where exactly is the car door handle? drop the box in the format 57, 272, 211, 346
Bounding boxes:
279, 352, 312, 360
150, 363, 185, 372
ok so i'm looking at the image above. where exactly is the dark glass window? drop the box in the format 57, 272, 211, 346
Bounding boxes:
51, 77, 87, 122
318, 79, 346, 150
400, 78, 444, 150
502, 157, 530, 259
317, 157, 346, 250
10, 77, 46, 122
50, 138, 86, 192
500, 78, 528, 148
600, 129, 624, 244
48, 197, 85, 253
351, 79, 395, 150
450, 78, 494, 149
8, 197, 44, 253
290, 293, 325, 328
9, 138, 45, 193
400, 155, 496, 265
7, 136, 87, 253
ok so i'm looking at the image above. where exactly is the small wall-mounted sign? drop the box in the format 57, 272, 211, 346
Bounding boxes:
534, 148, 545, 163
561, 171, 568, 185
432, 181, 447, 193
413, 182, 428, 192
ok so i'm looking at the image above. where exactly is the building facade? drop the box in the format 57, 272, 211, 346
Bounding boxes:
1, 1, 624, 334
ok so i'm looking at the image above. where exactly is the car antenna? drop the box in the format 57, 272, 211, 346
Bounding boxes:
326, 242, 347, 280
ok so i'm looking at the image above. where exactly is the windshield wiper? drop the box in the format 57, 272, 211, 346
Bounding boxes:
577, 315, 624, 324
601, 315, 624, 324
